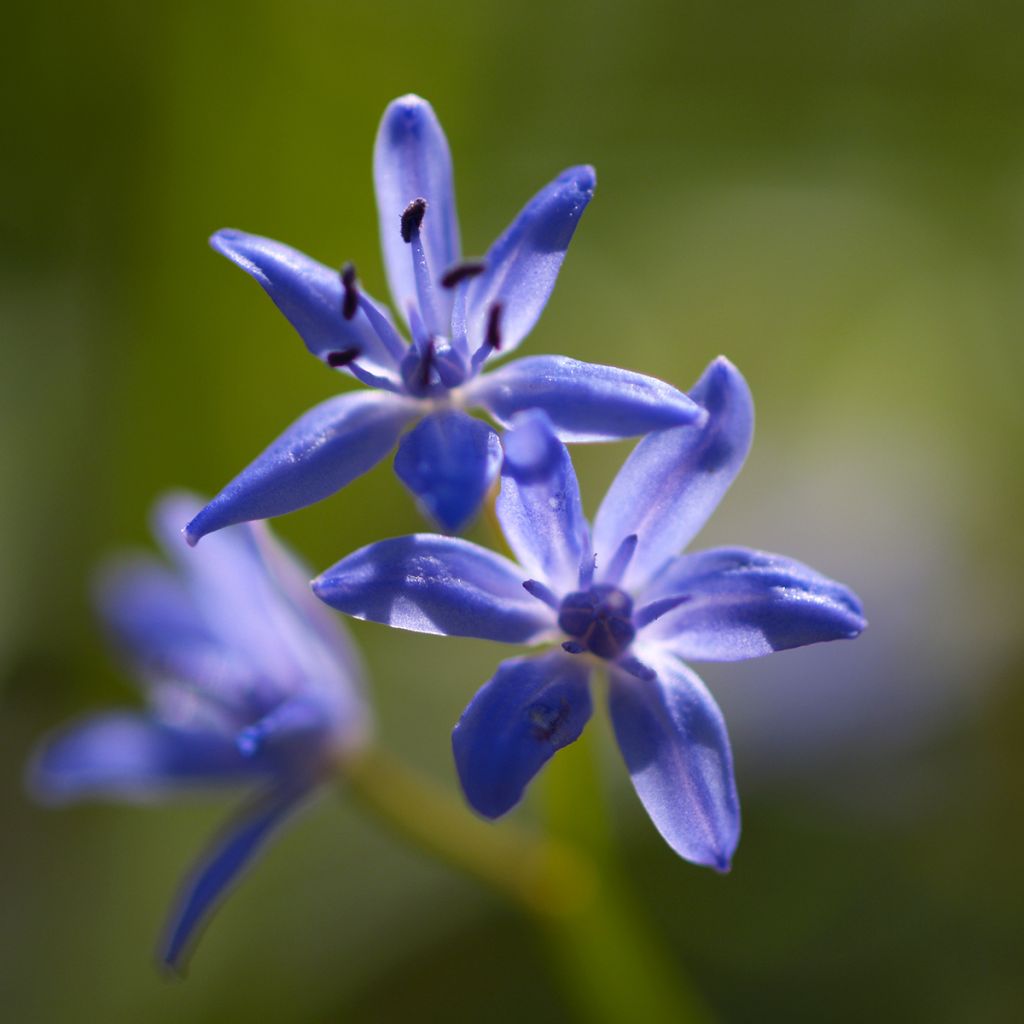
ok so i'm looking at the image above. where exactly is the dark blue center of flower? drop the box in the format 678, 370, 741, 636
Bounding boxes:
557, 585, 636, 659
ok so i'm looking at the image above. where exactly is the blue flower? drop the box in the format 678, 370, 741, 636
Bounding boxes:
313, 358, 866, 870
185, 94, 702, 541
27, 494, 369, 970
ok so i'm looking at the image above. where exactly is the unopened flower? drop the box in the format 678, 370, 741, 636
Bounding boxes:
185, 94, 700, 540
313, 358, 865, 870
28, 494, 369, 969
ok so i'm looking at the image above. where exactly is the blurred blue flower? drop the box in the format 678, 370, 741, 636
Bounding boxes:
185, 94, 701, 540
313, 358, 865, 870
27, 494, 369, 970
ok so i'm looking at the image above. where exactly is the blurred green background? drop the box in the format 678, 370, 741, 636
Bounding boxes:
3, 0, 1023, 1020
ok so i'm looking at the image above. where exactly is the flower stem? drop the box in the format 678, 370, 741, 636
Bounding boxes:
346, 745, 595, 917
347, 740, 712, 1023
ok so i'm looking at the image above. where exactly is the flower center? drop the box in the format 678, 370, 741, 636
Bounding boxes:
557, 585, 636, 660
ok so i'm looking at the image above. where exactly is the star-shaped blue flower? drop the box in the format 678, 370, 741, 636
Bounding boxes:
185, 94, 701, 542
28, 494, 369, 970
313, 358, 866, 870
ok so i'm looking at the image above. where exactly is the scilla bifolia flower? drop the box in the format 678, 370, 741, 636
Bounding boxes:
28, 494, 369, 970
313, 358, 866, 870
185, 94, 701, 540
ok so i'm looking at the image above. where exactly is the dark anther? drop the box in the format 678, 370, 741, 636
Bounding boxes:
485, 302, 504, 350
340, 262, 359, 320
440, 260, 486, 289
327, 348, 361, 368
400, 198, 428, 242
561, 640, 586, 655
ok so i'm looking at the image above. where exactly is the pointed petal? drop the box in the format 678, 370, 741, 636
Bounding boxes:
471, 356, 702, 441
161, 786, 305, 971
608, 653, 739, 870
96, 557, 254, 695
374, 95, 460, 326
640, 547, 867, 660
393, 410, 501, 532
453, 652, 592, 818
210, 230, 402, 379
313, 535, 554, 643
185, 391, 418, 545
464, 166, 595, 359
496, 409, 587, 594
593, 357, 754, 591
27, 713, 261, 804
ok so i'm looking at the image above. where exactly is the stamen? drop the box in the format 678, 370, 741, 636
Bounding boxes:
440, 260, 486, 289
485, 302, 504, 350
340, 262, 359, 320
400, 197, 428, 242
523, 578, 560, 609
561, 640, 586, 655
617, 656, 656, 682
604, 534, 638, 586
634, 593, 691, 630
327, 347, 361, 368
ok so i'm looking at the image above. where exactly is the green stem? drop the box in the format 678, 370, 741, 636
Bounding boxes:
346, 746, 595, 917
347, 740, 713, 1023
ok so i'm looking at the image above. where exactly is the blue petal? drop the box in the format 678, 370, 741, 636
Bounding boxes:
452, 652, 592, 818
313, 535, 555, 643
471, 356, 703, 441
96, 557, 254, 696
374, 95, 460, 329
27, 713, 262, 804
496, 410, 587, 594
210, 230, 403, 379
640, 547, 867, 660
185, 391, 417, 545
608, 652, 739, 870
593, 357, 754, 592
161, 786, 305, 971
465, 166, 596, 359
393, 410, 502, 532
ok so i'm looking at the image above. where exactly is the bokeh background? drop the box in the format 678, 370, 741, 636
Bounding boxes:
3, 1, 1023, 1020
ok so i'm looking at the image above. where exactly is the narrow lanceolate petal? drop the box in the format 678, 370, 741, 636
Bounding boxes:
496, 410, 587, 594
593, 357, 754, 591
161, 786, 305, 971
640, 547, 867, 661
27, 714, 263, 804
393, 410, 502, 533
374, 95, 460, 327
313, 535, 555, 643
470, 355, 703, 442
464, 165, 596, 359
210, 230, 402, 379
97, 558, 253, 693
185, 391, 418, 546
608, 653, 739, 871
452, 652, 592, 818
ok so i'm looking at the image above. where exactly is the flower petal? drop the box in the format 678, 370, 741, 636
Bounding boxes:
608, 652, 739, 870
593, 357, 754, 591
184, 391, 418, 545
96, 556, 253, 693
470, 355, 703, 441
496, 410, 587, 594
452, 651, 592, 818
465, 165, 596, 359
161, 786, 306, 971
392, 410, 502, 533
374, 95, 460, 327
641, 547, 867, 660
27, 713, 262, 804
210, 229, 402, 379
313, 535, 554, 643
